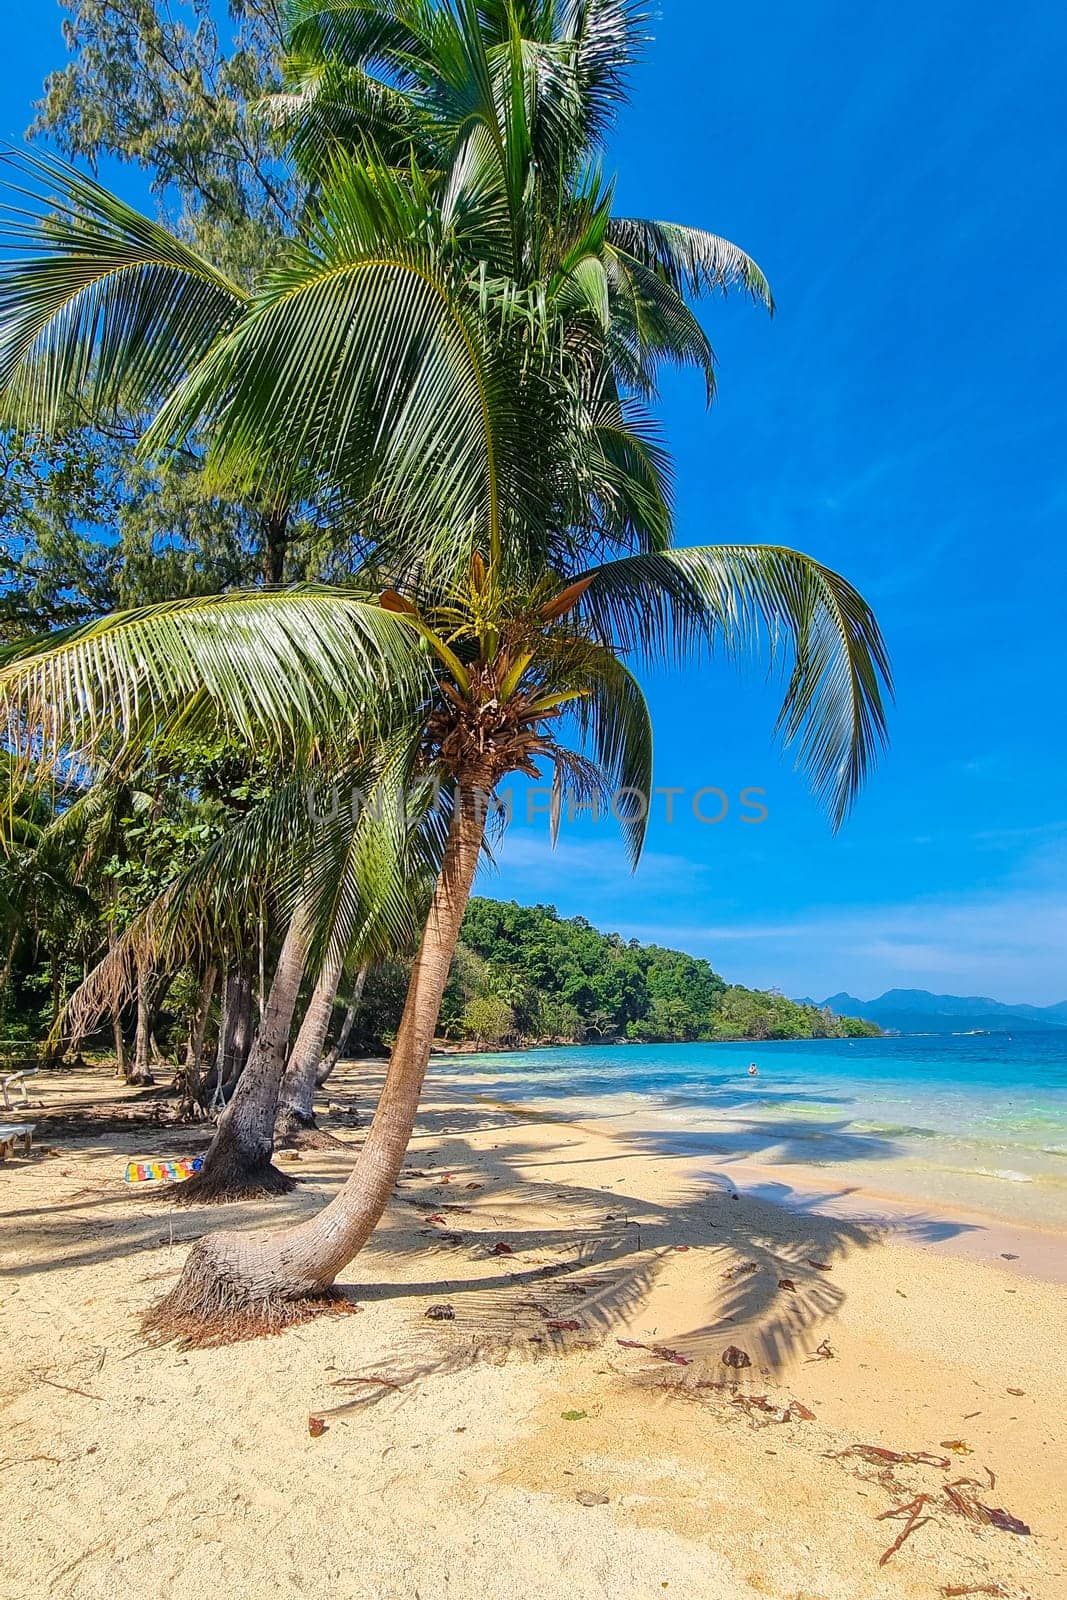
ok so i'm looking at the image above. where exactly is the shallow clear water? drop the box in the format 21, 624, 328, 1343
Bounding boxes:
436, 1032, 1067, 1227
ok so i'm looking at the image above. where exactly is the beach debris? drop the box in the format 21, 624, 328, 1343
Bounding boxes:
308, 1416, 326, 1437
939, 1585, 1010, 1597
943, 1480, 1030, 1535
330, 1375, 403, 1392
838, 1445, 951, 1469
721, 1345, 752, 1369
614, 1338, 691, 1366
1000, 1252, 1018, 1260
426, 1213, 447, 1224
547, 1319, 581, 1332
1006, 1387, 1025, 1396
722, 1260, 759, 1279
675, 1244, 690, 1251
653, 1345, 691, 1366
424, 1303, 455, 1321
940, 1439, 974, 1454
732, 1394, 815, 1425
561, 1410, 587, 1421
808, 1338, 836, 1361
806, 1258, 832, 1272
576, 1490, 609, 1506
492, 1241, 513, 1255
877, 1492, 933, 1565
777, 1278, 797, 1292
465, 1182, 482, 1189
985, 1507, 1030, 1535
33, 1373, 102, 1402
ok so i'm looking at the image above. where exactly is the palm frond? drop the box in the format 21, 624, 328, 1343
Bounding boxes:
576, 545, 891, 826
0, 149, 247, 429
565, 642, 653, 866
141, 156, 529, 571
607, 217, 774, 313
0, 588, 428, 793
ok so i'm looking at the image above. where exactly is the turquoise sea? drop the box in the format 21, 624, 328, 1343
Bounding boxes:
438, 1032, 1067, 1229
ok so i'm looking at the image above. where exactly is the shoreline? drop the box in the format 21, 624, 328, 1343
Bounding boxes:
446, 1081, 1067, 1286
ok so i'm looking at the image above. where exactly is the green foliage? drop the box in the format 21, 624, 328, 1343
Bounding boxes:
458, 992, 515, 1047
0, 1, 890, 1080
32, 0, 301, 282
437, 898, 881, 1046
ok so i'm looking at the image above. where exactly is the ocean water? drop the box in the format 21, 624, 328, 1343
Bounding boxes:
436, 1032, 1067, 1229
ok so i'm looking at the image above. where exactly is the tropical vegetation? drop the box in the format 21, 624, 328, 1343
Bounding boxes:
439, 898, 882, 1044
0, 0, 890, 1340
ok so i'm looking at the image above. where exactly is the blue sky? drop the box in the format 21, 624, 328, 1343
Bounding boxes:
6, 2, 1067, 1003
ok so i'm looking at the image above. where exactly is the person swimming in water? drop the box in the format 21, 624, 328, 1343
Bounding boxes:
747, 1062, 758, 1077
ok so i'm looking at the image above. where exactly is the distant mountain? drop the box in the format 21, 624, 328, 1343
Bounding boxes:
796, 988, 1067, 1035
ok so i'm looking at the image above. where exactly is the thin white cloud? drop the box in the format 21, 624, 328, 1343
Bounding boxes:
614, 889, 1067, 1005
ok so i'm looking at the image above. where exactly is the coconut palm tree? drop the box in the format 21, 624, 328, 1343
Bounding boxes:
0, 531, 888, 1337
0, 2, 891, 1335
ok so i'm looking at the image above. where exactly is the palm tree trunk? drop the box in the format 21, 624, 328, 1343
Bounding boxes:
169, 908, 311, 1206
180, 961, 218, 1117
274, 951, 347, 1143
315, 967, 367, 1087
146, 783, 487, 1339
129, 958, 156, 1086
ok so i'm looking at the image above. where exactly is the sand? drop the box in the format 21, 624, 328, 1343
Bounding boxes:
0, 1061, 1064, 1600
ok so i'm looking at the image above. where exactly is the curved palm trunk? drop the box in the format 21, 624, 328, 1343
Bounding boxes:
146, 785, 487, 1340
170, 909, 311, 1206
315, 967, 367, 1088
274, 952, 346, 1143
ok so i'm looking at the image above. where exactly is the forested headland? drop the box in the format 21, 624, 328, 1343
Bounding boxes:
364, 898, 882, 1049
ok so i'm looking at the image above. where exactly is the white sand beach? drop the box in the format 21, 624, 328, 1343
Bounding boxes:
1, 1062, 1064, 1600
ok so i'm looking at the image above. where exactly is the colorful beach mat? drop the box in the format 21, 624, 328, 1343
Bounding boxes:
124, 1155, 204, 1185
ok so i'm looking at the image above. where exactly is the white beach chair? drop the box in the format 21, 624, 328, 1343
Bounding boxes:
1, 1067, 38, 1111
0, 1122, 34, 1160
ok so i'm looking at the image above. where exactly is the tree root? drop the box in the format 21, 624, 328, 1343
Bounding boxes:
163, 1159, 299, 1206
278, 1125, 350, 1152
274, 1108, 351, 1151
140, 1234, 356, 1348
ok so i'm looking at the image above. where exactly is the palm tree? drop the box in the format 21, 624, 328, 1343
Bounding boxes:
0, 2, 891, 1336
0, 536, 888, 1337
314, 966, 369, 1087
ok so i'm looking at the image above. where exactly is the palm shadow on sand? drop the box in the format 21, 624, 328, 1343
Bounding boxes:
1, 1084, 983, 1388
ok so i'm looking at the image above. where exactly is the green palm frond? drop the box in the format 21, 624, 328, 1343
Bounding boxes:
607, 218, 774, 313
260, 57, 437, 175
140, 156, 530, 569
569, 396, 674, 555
604, 244, 717, 399
0, 588, 428, 792
284, 0, 429, 76
0, 149, 247, 429
576, 544, 891, 827
563, 641, 653, 866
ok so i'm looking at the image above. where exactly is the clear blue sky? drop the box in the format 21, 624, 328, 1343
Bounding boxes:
6, 2, 1067, 1003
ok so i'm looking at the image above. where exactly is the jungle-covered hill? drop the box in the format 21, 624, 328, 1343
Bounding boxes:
403, 898, 881, 1047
